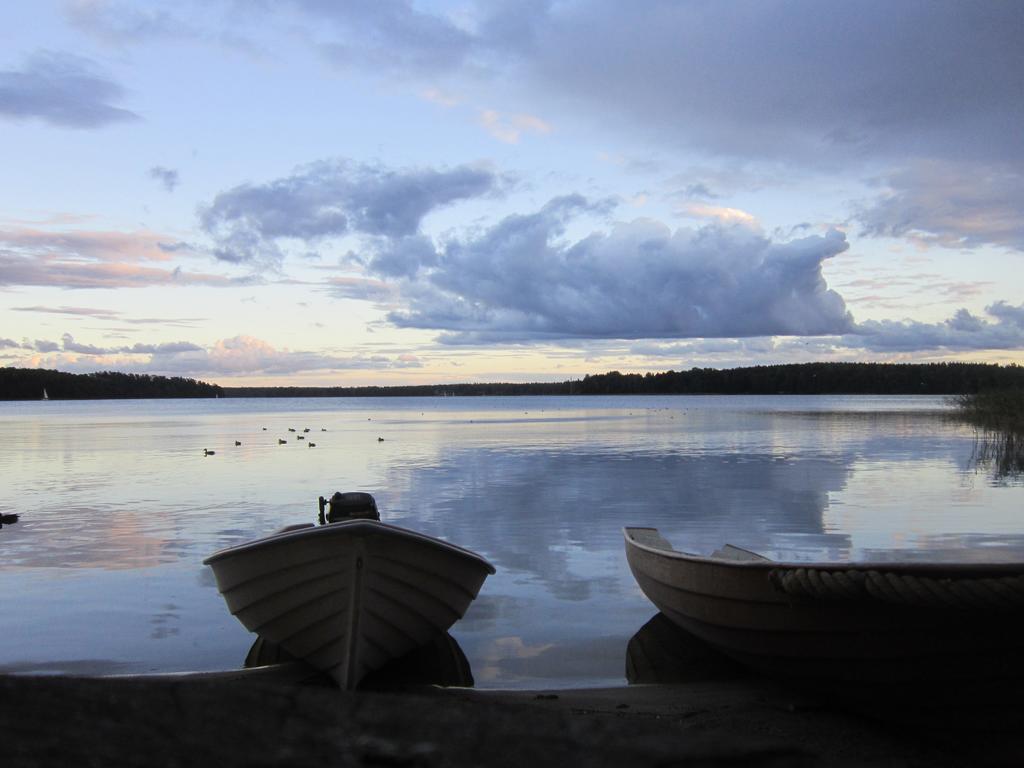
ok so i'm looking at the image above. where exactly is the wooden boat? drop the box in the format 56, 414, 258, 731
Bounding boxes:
205, 518, 495, 690
624, 527, 1024, 688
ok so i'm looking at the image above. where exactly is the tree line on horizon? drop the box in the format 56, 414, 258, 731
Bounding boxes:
224, 362, 1024, 397
569, 362, 1024, 396
2, 362, 1023, 400
0, 367, 223, 400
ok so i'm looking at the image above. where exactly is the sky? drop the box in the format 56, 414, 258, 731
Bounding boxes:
1, 0, 1022, 386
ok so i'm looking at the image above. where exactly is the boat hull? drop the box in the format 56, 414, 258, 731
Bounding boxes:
624, 527, 1024, 687
205, 521, 495, 689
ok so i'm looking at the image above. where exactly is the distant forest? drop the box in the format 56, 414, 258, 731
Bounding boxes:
2, 362, 1023, 401
0, 368, 223, 400
225, 362, 1024, 398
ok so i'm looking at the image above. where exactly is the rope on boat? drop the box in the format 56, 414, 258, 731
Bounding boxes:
768, 567, 1024, 610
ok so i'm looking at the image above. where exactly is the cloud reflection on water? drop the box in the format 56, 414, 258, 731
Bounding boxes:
383, 447, 853, 578
0, 507, 172, 570
369, 441, 860, 685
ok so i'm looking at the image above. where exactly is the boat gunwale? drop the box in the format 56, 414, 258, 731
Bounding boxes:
623, 526, 1024, 576
205, 520, 496, 574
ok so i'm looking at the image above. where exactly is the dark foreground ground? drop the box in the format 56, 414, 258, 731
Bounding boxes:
2, 671, 1022, 767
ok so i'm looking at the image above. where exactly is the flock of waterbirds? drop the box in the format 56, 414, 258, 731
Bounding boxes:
203, 422, 386, 456
198, 406, 667, 457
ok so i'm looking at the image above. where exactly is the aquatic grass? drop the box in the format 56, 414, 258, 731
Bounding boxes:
953, 388, 1024, 433
954, 389, 1024, 479
970, 430, 1024, 479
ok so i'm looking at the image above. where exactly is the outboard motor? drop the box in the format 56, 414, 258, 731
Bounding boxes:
318, 491, 380, 524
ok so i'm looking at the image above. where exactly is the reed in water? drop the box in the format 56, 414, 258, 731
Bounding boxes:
955, 389, 1024, 478
954, 388, 1024, 432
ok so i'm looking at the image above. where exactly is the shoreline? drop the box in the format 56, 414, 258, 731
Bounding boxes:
6, 361, 1023, 401
3, 672, 1021, 767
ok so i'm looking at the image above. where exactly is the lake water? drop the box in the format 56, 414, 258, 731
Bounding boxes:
1, 395, 1022, 688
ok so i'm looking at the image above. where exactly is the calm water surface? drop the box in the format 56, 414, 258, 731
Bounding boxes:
1, 395, 1022, 687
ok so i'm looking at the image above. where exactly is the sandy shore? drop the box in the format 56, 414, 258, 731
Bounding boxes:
2, 671, 1021, 767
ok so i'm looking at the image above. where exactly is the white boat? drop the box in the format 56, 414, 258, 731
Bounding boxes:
205, 518, 495, 690
624, 526, 1024, 688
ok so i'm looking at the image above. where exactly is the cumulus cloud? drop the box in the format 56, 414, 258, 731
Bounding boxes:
61, 333, 112, 355
0, 338, 20, 349
148, 166, 179, 192
610, 302, 1024, 357
374, 195, 852, 342
193, 335, 354, 375
857, 160, 1024, 252
367, 235, 438, 278
0, 50, 138, 128
846, 301, 1024, 353
199, 160, 499, 266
